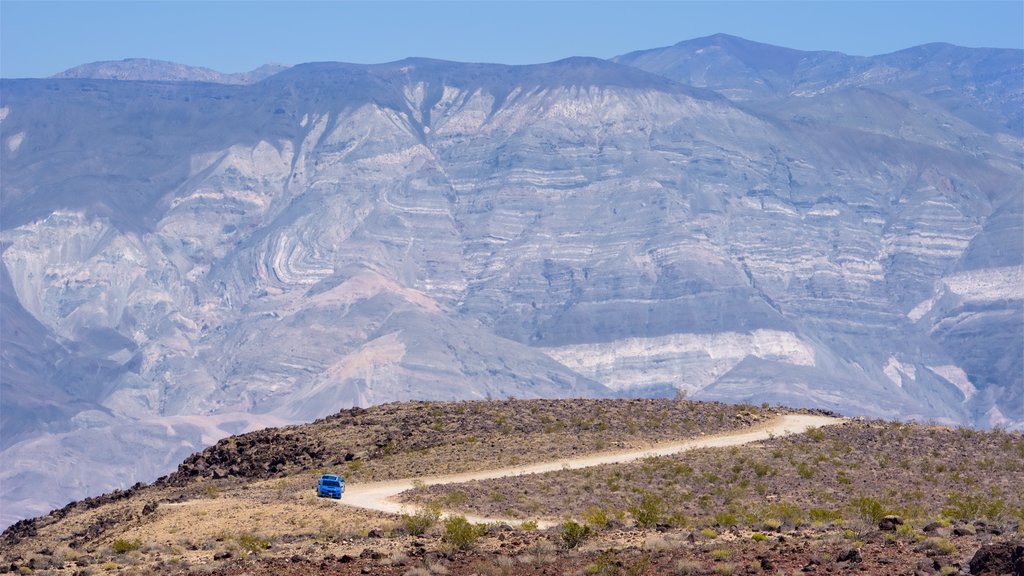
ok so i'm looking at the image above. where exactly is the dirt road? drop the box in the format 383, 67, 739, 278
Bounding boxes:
340, 413, 843, 528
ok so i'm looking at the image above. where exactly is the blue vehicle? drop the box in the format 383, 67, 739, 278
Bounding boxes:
316, 473, 345, 499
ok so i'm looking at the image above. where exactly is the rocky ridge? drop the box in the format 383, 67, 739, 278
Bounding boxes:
0, 399, 1020, 576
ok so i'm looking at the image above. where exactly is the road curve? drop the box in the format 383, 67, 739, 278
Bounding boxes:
340, 413, 843, 528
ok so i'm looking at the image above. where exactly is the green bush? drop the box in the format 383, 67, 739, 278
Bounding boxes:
666, 511, 688, 528
761, 501, 804, 525
583, 506, 611, 530
112, 538, 142, 554
805, 427, 827, 442
401, 505, 440, 536
629, 493, 663, 527
942, 492, 1006, 522
237, 533, 271, 555
809, 508, 843, 523
560, 520, 593, 549
751, 461, 772, 477
713, 512, 738, 527
796, 462, 816, 478
918, 537, 957, 555
442, 515, 483, 551
850, 496, 889, 525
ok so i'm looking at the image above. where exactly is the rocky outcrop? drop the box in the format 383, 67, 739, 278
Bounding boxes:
967, 541, 1024, 576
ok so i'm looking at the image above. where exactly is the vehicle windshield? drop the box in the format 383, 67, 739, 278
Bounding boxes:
321, 480, 341, 487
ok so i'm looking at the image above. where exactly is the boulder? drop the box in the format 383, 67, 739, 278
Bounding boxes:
967, 541, 1023, 576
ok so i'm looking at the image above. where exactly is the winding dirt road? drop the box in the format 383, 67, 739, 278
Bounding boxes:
340, 413, 843, 528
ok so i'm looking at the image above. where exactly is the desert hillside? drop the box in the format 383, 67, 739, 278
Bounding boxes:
1, 399, 1021, 575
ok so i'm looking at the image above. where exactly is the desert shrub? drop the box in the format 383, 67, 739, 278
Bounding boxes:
584, 551, 617, 576
796, 462, 816, 478
850, 496, 889, 525
237, 533, 271, 555
666, 511, 688, 528
402, 505, 441, 536
897, 523, 916, 538
112, 539, 142, 554
713, 511, 738, 527
809, 507, 843, 523
442, 515, 483, 551
629, 492, 663, 527
520, 539, 557, 567
917, 537, 956, 555
710, 548, 731, 560
751, 461, 772, 477
806, 427, 826, 442
624, 554, 652, 576
761, 501, 804, 526
443, 490, 468, 507
584, 506, 611, 530
559, 520, 593, 549
699, 527, 718, 538
713, 563, 736, 576
942, 492, 1005, 522
518, 520, 538, 531
751, 532, 768, 542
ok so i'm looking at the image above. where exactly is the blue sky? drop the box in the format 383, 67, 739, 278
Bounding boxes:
2, 1, 1022, 78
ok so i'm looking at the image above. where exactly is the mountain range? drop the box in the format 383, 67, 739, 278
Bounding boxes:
1, 34, 1021, 527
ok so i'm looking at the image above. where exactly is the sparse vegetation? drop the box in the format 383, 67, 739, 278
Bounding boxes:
629, 492, 664, 527
441, 515, 483, 551
3, 401, 1022, 576
518, 520, 539, 531
583, 506, 612, 530
851, 496, 889, 526
111, 538, 142, 554
402, 505, 441, 536
559, 520, 593, 549
917, 536, 957, 555
236, 533, 271, 556
402, 417, 1024, 539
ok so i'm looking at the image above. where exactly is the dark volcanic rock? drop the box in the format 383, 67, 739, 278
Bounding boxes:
879, 516, 904, 531
837, 548, 862, 563
967, 541, 1024, 576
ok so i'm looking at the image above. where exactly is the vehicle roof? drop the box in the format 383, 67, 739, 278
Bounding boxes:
320, 474, 342, 480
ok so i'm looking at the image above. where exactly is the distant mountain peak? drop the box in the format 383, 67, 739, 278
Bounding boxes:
53, 58, 290, 84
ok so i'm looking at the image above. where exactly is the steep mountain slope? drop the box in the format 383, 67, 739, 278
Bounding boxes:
615, 33, 1023, 424
613, 33, 1023, 133
1, 42, 1021, 526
